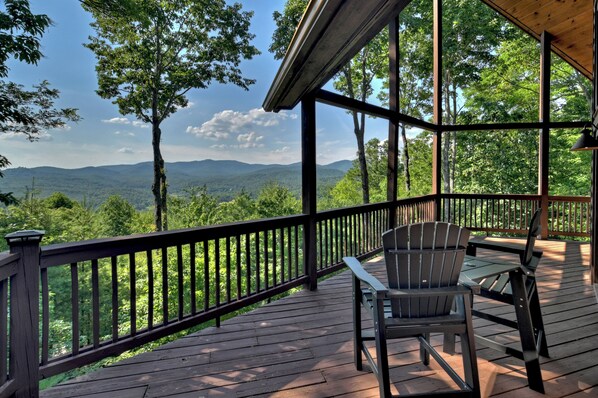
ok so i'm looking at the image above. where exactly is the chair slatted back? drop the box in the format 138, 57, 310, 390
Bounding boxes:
382, 222, 470, 318
523, 209, 541, 269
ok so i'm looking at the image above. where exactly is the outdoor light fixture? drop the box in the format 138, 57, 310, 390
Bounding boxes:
571, 125, 598, 151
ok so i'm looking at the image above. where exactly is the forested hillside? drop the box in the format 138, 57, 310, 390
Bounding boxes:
2, 159, 352, 209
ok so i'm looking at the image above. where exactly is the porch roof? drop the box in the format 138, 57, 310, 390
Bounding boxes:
263, 0, 593, 112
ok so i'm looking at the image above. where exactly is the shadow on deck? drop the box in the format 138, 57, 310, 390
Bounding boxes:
41, 239, 597, 397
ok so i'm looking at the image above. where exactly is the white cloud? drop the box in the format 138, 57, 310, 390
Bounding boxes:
103, 118, 149, 129
132, 121, 150, 129
273, 146, 291, 153
117, 147, 134, 154
0, 131, 53, 141
237, 132, 264, 148
187, 108, 296, 142
103, 117, 130, 125
114, 131, 136, 136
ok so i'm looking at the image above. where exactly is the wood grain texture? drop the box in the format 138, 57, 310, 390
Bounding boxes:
40, 238, 597, 398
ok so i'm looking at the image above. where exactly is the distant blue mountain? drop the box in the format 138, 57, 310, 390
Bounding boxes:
2, 159, 353, 209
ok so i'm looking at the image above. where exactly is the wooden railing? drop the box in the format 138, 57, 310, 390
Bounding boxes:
1, 193, 589, 396
440, 194, 591, 237
0, 251, 22, 398
315, 202, 390, 276
37, 215, 308, 378
548, 196, 591, 237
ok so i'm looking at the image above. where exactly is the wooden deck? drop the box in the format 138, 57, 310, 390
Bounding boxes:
41, 238, 597, 397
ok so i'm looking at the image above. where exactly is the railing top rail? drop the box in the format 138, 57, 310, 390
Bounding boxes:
315, 195, 436, 221
0, 252, 19, 268
441, 193, 541, 200
41, 214, 307, 268
0, 252, 20, 281
548, 195, 591, 203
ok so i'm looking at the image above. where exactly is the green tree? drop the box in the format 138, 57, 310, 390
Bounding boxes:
83, 0, 259, 231
459, 28, 592, 195
271, 0, 387, 204
46, 192, 76, 209
98, 195, 136, 237
0, 0, 80, 205
322, 138, 388, 209
256, 182, 300, 218
216, 190, 257, 223
398, 0, 511, 193
169, 187, 219, 229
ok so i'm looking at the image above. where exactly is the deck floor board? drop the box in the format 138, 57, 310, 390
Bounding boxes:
41, 239, 598, 397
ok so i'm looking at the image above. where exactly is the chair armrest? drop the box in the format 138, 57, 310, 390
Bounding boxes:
458, 274, 481, 295
467, 240, 542, 263
385, 285, 473, 298
343, 256, 387, 294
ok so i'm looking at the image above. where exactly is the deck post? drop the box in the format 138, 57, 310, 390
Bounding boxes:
5, 230, 44, 397
432, 0, 443, 221
538, 31, 552, 239
301, 95, 318, 291
387, 16, 399, 230
592, 0, 598, 286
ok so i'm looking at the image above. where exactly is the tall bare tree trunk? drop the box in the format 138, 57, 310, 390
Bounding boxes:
352, 110, 370, 204
400, 123, 411, 193
343, 63, 370, 204
151, 123, 167, 231
442, 72, 451, 194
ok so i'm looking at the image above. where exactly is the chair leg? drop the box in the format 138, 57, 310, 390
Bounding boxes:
374, 297, 391, 398
420, 333, 430, 365
528, 284, 549, 357
352, 276, 363, 371
461, 294, 481, 398
510, 271, 545, 394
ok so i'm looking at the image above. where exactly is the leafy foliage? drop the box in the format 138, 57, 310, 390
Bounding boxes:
83, 0, 260, 231
0, 0, 80, 204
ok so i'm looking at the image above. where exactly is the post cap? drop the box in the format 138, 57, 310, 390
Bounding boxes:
5, 230, 45, 244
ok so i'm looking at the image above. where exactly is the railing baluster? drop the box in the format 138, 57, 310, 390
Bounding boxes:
41, 267, 49, 365
162, 248, 168, 325
129, 253, 136, 336
287, 226, 292, 280
215, 239, 221, 306
190, 244, 196, 315
111, 256, 119, 341
245, 235, 251, 296
255, 232, 260, 292
264, 231, 269, 289
225, 237, 231, 303
295, 225, 300, 278
318, 220, 323, 269
146, 251, 154, 330
71, 263, 79, 356
273, 229, 278, 285
177, 245, 184, 320
215, 239, 221, 327
0, 279, 7, 384
280, 227, 290, 283
236, 235, 242, 299
91, 259, 100, 348
203, 241, 210, 311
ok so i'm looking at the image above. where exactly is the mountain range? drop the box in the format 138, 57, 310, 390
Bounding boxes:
2, 159, 353, 209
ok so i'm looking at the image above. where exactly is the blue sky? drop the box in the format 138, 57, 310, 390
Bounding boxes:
2, 1, 388, 169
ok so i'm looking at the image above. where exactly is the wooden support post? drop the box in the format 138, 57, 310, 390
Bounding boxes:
592, 0, 598, 285
387, 16, 399, 229
432, 0, 443, 221
301, 96, 318, 291
539, 31, 552, 239
5, 230, 44, 398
